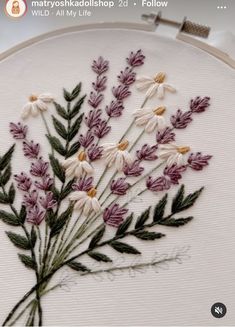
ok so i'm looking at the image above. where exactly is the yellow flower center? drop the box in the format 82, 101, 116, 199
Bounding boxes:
154, 72, 166, 84
177, 146, 190, 154
29, 94, 38, 102
77, 151, 86, 161
117, 140, 129, 151
87, 187, 97, 198
153, 106, 166, 116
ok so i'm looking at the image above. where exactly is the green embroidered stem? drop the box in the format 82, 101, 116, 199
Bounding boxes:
36, 226, 42, 266
40, 111, 54, 157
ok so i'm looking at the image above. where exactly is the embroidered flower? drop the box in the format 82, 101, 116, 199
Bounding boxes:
93, 120, 111, 139
27, 205, 45, 225
39, 192, 57, 210
70, 188, 101, 215
158, 144, 190, 166
126, 50, 145, 67
190, 96, 210, 113
105, 101, 124, 118
164, 164, 187, 184
87, 144, 103, 161
9, 122, 28, 139
118, 67, 136, 86
103, 203, 128, 227
123, 160, 144, 177
102, 140, 133, 171
156, 127, 175, 144
79, 131, 94, 148
112, 85, 131, 101
188, 152, 212, 170
92, 56, 109, 75
62, 151, 93, 178
21, 94, 54, 119
14, 173, 32, 192
133, 106, 166, 133
136, 72, 176, 99
88, 92, 104, 109
23, 190, 38, 209
170, 110, 192, 129
30, 158, 49, 177
92, 76, 107, 92
110, 178, 129, 195
85, 109, 102, 129
146, 176, 171, 192
136, 144, 158, 161
72, 176, 93, 192
23, 140, 40, 159
34, 174, 53, 191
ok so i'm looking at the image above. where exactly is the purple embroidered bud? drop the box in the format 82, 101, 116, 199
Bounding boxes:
164, 164, 187, 184
123, 160, 144, 177
105, 100, 124, 118
92, 56, 109, 75
156, 127, 175, 144
30, 157, 49, 177
112, 85, 131, 101
126, 49, 145, 67
118, 67, 136, 86
27, 205, 45, 225
23, 140, 40, 159
9, 122, 27, 139
88, 92, 104, 109
14, 172, 32, 191
92, 76, 107, 92
136, 144, 158, 161
170, 110, 192, 129
110, 178, 129, 195
190, 96, 210, 113
72, 176, 93, 192
34, 174, 53, 191
23, 190, 38, 209
93, 120, 111, 139
146, 176, 171, 192
188, 152, 212, 171
103, 203, 128, 227
87, 144, 103, 161
85, 109, 102, 129
79, 131, 94, 148
39, 192, 57, 210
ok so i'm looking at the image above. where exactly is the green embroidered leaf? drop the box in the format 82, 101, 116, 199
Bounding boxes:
89, 225, 105, 249
131, 230, 165, 241
0, 165, 11, 186
52, 116, 68, 139
66, 142, 81, 158
69, 96, 86, 119
51, 186, 60, 201
63, 83, 82, 102
67, 261, 90, 272
116, 214, 133, 236
50, 205, 73, 237
159, 216, 193, 227
19, 205, 27, 224
88, 251, 112, 263
54, 102, 68, 120
46, 135, 66, 156
135, 207, 151, 229
179, 188, 204, 212
30, 227, 37, 247
153, 194, 168, 222
49, 155, 65, 183
0, 145, 15, 171
18, 254, 36, 270
0, 210, 20, 226
6, 232, 30, 250
60, 179, 76, 200
68, 114, 84, 141
0, 192, 10, 204
110, 241, 141, 254
45, 209, 56, 229
8, 183, 15, 204
171, 185, 185, 214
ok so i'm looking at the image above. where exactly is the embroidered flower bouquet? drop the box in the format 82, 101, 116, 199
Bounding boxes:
0, 50, 212, 326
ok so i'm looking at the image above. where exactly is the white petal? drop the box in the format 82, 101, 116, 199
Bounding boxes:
65, 162, 77, 178
74, 197, 87, 210
102, 143, 117, 152
163, 84, 176, 93
136, 76, 154, 90
36, 99, 48, 111
38, 93, 54, 102
31, 103, 39, 117
124, 151, 133, 165
167, 153, 179, 166
21, 103, 32, 119
91, 198, 101, 213
157, 116, 166, 130
159, 144, 178, 151
82, 161, 94, 174
83, 199, 92, 215
74, 164, 83, 178
62, 157, 76, 169
146, 84, 158, 98
115, 152, 124, 172
104, 152, 116, 167
69, 191, 86, 201
145, 116, 157, 133
157, 84, 164, 99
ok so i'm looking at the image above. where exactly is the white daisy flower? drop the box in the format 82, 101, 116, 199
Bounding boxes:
133, 106, 166, 133
136, 72, 176, 99
62, 151, 93, 178
102, 140, 133, 172
21, 93, 54, 119
158, 144, 190, 166
70, 188, 101, 216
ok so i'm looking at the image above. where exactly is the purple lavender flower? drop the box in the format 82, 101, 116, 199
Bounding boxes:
136, 144, 158, 161
39, 192, 57, 210
92, 76, 107, 92
23, 140, 40, 159
146, 176, 171, 192
30, 157, 49, 177
23, 190, 38, 209
112, 85, 131, 101
85, 109, 102, 129
93, 120, 111, 139
188, 152, 212, 171
123, 160, 144, 177
92, 56, 109, 75
14, 172, 32, 192
126, 49, 145, 67
190, 96, 210, 113
34, 174, 53, 191
170, 110, 192, 129
79, 131, 94, 148
103, 203, 128, 227
87, 144, 103, 161
88, 92, 104, 109
27, 205, 45, 225
72, 176, 93, 192
164, 164, 187, 184
110, 178, 129, 195
156, 127, 175, 144
118, 67, 136, 86
9, 122, 27, 139
105, 101, 124, 118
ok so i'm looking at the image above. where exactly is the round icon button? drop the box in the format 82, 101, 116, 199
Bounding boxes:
211, 303, 227, 318
5, 0, 27, 19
